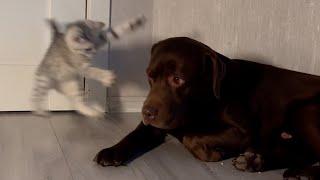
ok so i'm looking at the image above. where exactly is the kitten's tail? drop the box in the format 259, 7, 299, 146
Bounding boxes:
46, 19, 60, 40
105, 15, 147, 40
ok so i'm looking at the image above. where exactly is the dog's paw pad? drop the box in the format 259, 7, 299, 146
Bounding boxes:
94, 148, 126, 167
232, 152, 264, 172
232, 155, 247, 171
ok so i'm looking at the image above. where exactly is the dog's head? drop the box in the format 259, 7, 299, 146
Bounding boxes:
142, 37, 228, 129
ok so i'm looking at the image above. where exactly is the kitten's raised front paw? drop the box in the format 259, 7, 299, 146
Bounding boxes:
94, 147, 127, 167
91, 103, 104, 113
80, 110, 103, 118
100, 70, 116, 87
232, 152, 264, 172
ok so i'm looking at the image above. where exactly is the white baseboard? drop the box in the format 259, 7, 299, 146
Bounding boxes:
107, 96, 145, 112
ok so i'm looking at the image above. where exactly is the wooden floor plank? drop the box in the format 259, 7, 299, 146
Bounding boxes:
0, 113, 73, 180
49, 113, 140, 180
50, 112, 215, 180
107, 113, 219, 180
0, 112, 284, 180
107, 112, 141, 133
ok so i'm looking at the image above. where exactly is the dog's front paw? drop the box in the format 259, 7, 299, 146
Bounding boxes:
100, 70, 116, 87
94, 147, 127, 167
232, 152, 264, 172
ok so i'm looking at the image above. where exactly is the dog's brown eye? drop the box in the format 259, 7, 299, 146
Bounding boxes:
168, 75, 185, 87
173, 77, 180, 83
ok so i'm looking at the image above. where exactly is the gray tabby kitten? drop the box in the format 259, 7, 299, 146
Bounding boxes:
32, 16, 146, 117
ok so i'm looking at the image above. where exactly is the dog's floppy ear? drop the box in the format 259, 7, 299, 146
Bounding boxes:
204, 51, 227, 99
151, 42, 159, 54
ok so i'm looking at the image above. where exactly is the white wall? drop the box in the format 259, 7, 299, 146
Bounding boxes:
85, 0, 111, 112
108, 0, 153, 112
153, 0, 320, 75
109, 0, 320, 112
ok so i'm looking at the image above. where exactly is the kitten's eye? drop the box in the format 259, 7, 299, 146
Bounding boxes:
74, 36, 86, 43
77, 32, 91, 42
99, 33, 106, 40
168, 75, 185, 87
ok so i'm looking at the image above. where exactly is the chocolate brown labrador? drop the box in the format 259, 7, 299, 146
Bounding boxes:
94, 37, 320, 179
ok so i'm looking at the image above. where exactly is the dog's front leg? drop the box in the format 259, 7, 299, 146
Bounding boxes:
94, 122, 166, 166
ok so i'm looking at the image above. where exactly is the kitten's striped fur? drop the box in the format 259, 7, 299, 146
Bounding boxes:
32, 16, 146, 117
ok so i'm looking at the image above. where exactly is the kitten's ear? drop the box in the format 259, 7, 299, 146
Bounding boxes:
85, 20, 105, 29
46, 18, 59, 38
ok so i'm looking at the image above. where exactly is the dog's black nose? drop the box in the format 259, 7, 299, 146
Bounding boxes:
142, 106, 158, 122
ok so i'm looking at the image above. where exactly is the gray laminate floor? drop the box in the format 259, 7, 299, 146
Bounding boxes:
0, 112, 284, 180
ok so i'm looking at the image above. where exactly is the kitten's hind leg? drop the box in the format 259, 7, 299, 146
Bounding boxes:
32, 75, 51, 116
59, 80, 104, 118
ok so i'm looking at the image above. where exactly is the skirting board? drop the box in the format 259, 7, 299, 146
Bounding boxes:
107, 96, 145, 113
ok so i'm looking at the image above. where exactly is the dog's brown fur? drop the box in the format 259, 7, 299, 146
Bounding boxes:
95, 37, 320, 179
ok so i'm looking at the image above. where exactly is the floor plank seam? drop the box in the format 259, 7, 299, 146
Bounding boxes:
48, 118, 75, 180
202, 162, 218, 177
102, 115, 128, 134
